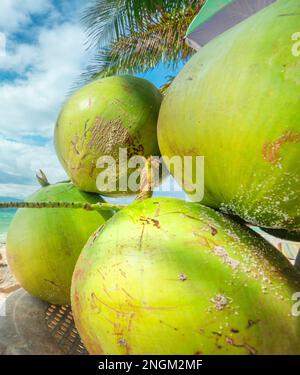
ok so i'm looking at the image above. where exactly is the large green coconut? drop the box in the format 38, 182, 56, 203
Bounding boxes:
71, 198, 300, 354
158, 0, 300, 232
7, 182, 113, 305
55, 76, 162, 196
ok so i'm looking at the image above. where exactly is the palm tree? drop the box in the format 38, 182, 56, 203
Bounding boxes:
80, 0, 204, 84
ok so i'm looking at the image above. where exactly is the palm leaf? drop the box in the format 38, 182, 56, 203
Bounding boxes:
79, 2, 203, 84
82, 0, 202, 48
159, 75, 175, 95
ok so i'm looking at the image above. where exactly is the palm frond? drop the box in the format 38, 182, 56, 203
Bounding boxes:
82, 0, 202, 48
80, 3, 202, 83
159, 75, 175, 95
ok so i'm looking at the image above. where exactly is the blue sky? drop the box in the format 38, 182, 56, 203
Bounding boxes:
0, 0, 184, 198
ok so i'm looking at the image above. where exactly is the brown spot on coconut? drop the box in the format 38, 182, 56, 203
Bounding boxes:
263, 131, 300, 165
211, 295, 228, 311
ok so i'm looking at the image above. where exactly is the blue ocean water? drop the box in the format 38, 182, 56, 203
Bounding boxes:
0, 197, 20, 244
0, 210, 15, 244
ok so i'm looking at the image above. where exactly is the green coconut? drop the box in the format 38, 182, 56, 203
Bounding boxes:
158, 0, 300, 231
71, 198, 300, 354
7, 182, 113, 305
54, 76, 162, 196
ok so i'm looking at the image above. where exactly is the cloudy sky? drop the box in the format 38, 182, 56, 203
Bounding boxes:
0, 0, 178, 198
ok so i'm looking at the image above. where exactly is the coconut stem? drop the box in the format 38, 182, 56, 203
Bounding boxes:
136, 157, 154, 201
0, 201, 126, 212
36, 169, 50, 187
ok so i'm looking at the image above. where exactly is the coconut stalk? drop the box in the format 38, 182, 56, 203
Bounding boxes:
0, 201, 125, 212
135, 156, 157, 201
36, 169, 50, 187
0, 159, 158, 212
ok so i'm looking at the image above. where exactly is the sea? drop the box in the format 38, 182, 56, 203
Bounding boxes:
0, 210, 15, 245
0, 197, 22, 245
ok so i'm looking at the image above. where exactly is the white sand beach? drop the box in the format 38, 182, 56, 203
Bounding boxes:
0, 244, 20, 301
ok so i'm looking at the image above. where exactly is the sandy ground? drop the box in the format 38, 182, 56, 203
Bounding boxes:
0, 244, 20, 300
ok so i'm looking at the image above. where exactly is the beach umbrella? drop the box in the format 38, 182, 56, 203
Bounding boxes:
186, 0, 278, 50
295, 251, 300, 271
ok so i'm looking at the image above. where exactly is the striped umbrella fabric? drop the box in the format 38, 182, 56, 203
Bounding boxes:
253, 227, 300, 266
186, 0, 278, 50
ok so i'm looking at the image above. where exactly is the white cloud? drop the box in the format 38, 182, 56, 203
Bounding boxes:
0, 23, 87, 138
0, 2, 89, 197
0, 0, 55, 33
0, 184, 37, 199
0, 43, 38, 74
0, 137, 67, 197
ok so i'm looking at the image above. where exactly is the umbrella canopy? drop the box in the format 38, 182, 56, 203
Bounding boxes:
186, 0, 278, 50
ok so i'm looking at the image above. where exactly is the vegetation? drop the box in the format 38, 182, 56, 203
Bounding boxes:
80, 0, 204, 83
